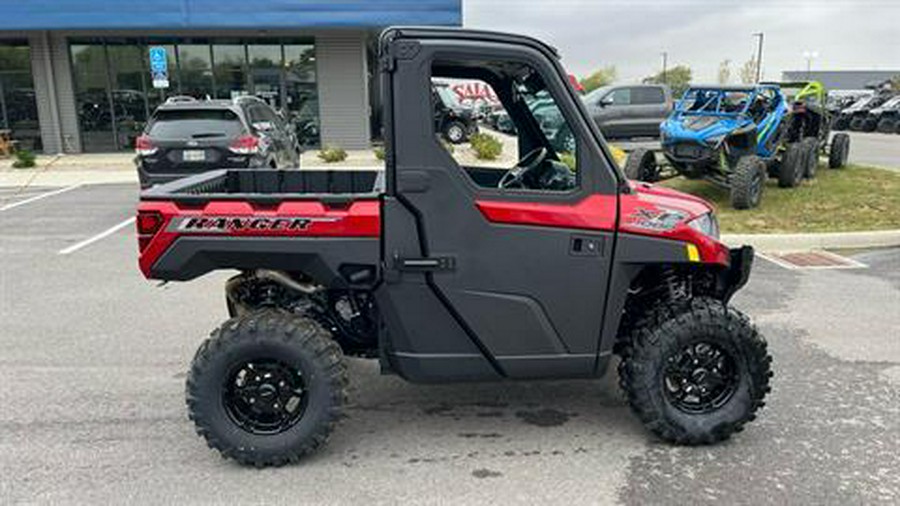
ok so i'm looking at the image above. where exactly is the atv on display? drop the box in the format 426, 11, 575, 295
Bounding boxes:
629, 85, 799, 209
864, 95, 900, 134
776, 81, 851, 172
432, 82, 479, 143
834, 91, 895, 132
137, 27, 772, 467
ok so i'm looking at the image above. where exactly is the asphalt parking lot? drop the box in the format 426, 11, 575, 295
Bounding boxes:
1, 183, 899, 505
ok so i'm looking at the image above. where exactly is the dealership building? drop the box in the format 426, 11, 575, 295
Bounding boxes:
0, 0, 461, 154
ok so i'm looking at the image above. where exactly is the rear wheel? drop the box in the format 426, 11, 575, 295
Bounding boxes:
876, 118, 896, 134
801, 137, 819, 178
618, 297, 772, 445
849, 117, 865, 131
828, 133, 851, 169
777, 142, 805, 188
832, 116, 848, 131
730, 155, 766, 209
861, 117, 878, 132
186, 310, 348, 467
624, 147, 659, 182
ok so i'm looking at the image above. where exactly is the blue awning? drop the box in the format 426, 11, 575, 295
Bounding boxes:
0, 0, 462, 31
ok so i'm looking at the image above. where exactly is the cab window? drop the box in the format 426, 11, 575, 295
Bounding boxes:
430, 59, 579, 193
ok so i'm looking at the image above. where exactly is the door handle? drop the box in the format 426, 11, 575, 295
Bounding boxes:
396, 256, 456, 272
570, 234, 604, 257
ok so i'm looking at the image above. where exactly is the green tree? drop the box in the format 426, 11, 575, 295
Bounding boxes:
739, 58, 759, 84
643, 65, 692, 97
579, 66, 617, 93
717, 60, 732, 85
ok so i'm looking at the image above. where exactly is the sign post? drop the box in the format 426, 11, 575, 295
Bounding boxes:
149, 46, 169, 89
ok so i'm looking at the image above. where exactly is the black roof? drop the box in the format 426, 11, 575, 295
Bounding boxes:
380, 26, 559, 59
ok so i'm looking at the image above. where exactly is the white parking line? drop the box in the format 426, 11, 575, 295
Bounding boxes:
58, 217, 135, 256
0, 184, 83, 212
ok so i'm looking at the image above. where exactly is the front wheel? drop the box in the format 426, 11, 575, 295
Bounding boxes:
186, 310, 348, 467
618, 297, 772, 445
730, 155, 766, 209
801, 137, 820, 178
876, 118, 896, 134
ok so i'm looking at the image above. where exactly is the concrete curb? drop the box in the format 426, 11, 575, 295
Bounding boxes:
722, 229, 900, 251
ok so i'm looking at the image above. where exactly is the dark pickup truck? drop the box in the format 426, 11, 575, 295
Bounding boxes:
137, 27, 770, 467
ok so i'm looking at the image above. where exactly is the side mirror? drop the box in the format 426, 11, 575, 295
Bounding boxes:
599, 97, 615, 107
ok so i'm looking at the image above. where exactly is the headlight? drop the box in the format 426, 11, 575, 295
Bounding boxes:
687, 212, 720, 240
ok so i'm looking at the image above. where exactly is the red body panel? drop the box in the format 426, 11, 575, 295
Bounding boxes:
475, 181, 729, 265
137, 199, 380, 277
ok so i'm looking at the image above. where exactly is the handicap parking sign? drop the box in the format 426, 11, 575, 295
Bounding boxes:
149, 46, 169, 89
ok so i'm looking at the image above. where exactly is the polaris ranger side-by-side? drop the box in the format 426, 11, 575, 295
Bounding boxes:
137, 28, 772, 467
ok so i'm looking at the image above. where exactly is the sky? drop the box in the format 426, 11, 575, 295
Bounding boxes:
463, 0, 900, 84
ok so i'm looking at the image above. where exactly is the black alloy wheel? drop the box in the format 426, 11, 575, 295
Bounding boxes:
663, 341, 739, 414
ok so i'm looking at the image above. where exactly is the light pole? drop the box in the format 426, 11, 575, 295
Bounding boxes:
661, 51, 668, 84
752, 32, 764, 82
803, 50, 819, 79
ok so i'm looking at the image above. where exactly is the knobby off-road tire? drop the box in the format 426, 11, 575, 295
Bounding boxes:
777, 142, 805, 188
443, 121, 467, 144
730, 155, 766, 209
186, 310, 348, 467
829, 133, 851, 169
876, 118, 896, 134
801, 137, 819, 179
618, 297, 772, 445
624, 147, 659, 182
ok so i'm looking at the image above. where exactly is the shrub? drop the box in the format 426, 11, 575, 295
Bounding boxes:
558, 152, 576, 171
373, 146, 385, 161
317, 145, 347, 163
12, 149, 36, 169
469, 132, 502, 160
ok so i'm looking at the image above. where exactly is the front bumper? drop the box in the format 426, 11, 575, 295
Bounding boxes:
719, 245, 754, 302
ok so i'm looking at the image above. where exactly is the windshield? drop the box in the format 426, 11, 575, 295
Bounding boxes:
149, 109, 244, 139
677, 88, 755, 115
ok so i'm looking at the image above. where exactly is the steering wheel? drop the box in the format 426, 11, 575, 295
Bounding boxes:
498, 147, 548, 189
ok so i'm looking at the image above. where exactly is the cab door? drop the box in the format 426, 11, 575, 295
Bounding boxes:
376, 35, 621, 381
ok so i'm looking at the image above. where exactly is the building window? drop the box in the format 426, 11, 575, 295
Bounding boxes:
0, 41, 40, 152
68, 38, 319, 152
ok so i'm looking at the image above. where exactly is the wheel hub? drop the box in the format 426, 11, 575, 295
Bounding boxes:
663, 341, 738, 413
224, 359, 307, 434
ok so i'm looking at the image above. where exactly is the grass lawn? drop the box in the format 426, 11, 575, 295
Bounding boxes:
661, 164, 900, 234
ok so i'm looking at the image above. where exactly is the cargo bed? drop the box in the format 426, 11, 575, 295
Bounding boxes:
140, 169, 385, 204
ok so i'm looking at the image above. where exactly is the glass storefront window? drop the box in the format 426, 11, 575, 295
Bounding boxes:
69, 38, 319, 151
248, 44, 283, 109
284, 44, 319, 146
178, 44, 213, 98
108, 44, 150, 150
212, 44, 247, 100
0, 42, 40, 152
71, 43, 117, 152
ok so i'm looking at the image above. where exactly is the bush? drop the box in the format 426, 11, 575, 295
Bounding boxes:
558, 152, 576, 171
469, 132, 502, 160
373, 146, 385, 161
12, 149, 36, 169
317, 145, 347, 163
